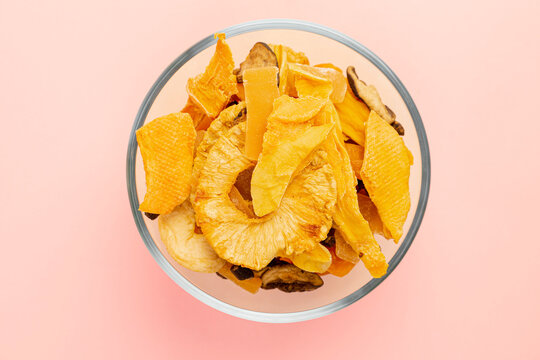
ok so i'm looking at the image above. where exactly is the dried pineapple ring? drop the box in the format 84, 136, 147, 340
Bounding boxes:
158, 201, 225, 273
190, 102, 246, 203
193, 123, 337, 270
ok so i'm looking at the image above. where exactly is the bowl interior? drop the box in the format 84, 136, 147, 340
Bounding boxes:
130, 24, 427, 319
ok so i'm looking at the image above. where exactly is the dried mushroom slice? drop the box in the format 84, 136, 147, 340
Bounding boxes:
260, 263, 323, 292
346, 66, 405, 135
234, 42, 278, 83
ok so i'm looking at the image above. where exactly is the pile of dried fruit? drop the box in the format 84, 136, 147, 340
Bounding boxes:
136, 34, 412, 293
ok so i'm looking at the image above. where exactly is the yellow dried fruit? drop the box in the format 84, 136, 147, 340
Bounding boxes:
335, 230, 360, 264
344, 142, 364, 179
137, 112, 196, 214
159, 201, 225, 272
191, 102, 246, 203
360, 111, 412, 242
287, 243, 332, 273
186, 33, 238, 118
269, 44, 310, 96
312, 102, 388, 278
334, 86, 370, 146
193, 123, 337, 270
289, 63, 347, 103
357, 193, 391, 238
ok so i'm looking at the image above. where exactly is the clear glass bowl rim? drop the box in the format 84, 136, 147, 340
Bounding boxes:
126, 19, 431, 323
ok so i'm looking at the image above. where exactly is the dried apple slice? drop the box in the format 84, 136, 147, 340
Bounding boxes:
159, 201, 225, 272
136, 112, 196, 214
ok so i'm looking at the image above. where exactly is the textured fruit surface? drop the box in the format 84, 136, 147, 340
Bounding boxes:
159, 201, 225, 272
334, 86, 370, 146
186, 33, 237, 118
137, 112, 196, 214
243, 66, 279, 160
193, 123, 336, 270
361, 111, 412, 242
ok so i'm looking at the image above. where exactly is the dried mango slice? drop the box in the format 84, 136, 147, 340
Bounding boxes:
159, 201, 225, 272
360, 111, 412, 242
335, 230, 360, 264
137, 112, 196, 214
289, 63, 347, 103
287, 243, 332, 273
357, 193, 391, 238
243, 66, 280, 160
334, 85, 370, 146
315, 63, 343, 73
181, 98, 212, 130
344, 143, 364, 179
217, 263, 262, 294
186, 33, 237, 118
193, 123, 337, 270
327, 246, 356, 277
313, 102, 388, 278
190, 102, 246, 203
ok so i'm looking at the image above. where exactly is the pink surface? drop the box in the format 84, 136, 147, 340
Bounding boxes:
1, 0, 539, 359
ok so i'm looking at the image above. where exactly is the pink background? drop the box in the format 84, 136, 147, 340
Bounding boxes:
1, 0, 539, 359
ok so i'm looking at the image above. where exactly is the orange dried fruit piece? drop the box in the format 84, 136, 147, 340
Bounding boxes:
217, 263, 262, 294
289, 63, 347, 103
287, 243, 332, 273
193, 123, 336, 270
314, 63, 343, 73
334, 230, 359, 264
344, 143, 364, 179
243, 66, 280, 160
186, 33, 238, 118
334, 85, 370, 146
181, 98, 212, 130
159, 201, 225, 272
313, 101, 388, 278
360, 111, 412, 242
137, 112, 196, 214
327, 246, 356, 277
251, 119, 334, 216
357, 193, 391, 238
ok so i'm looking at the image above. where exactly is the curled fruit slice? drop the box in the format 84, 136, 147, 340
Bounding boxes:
361, 111, 412, 242
287, 243, 332, 273
193, 123, 337, 270
186, 33, 238, 118
158, 201, 225, 272
136, 112, 196, 214
260, 263, 323, 292
289, 63, 347, 103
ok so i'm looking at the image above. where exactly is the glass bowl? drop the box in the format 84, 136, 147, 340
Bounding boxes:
126, 19, 430, 323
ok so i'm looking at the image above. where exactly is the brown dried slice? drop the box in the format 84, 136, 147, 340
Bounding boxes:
260, 263, 323, 292
217, 263, 262, 294
234, 42, 278, 83
346, 66, 404, 135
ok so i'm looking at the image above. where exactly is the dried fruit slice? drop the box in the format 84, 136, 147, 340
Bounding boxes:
181, 98, 212, 130
360, 111, 412, 242
326, 247, 356, 277
346, 66, 404, 135
243, 66, 280, 160
287, 243, 332, 273
313, 102, 388, 278
260, 262, 323, 292
191, 102, 246, 203
137, 112, 196, 214
234, 42, 278, 82
357, 193, 391, 238
334, 86, 370, 146
334, 230, 360, 264
217, 263, 262, 294
186, 33, 238, 118
193, 123, 337, 270
269, 44, 310, 96
251, 122, 334, 217
344, 143, 364, 180
159, 201, 225, 272
289, 63, 347, 103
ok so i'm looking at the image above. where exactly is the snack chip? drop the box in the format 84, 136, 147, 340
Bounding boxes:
137, 112, 196, 214
360, 111, 412, 242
